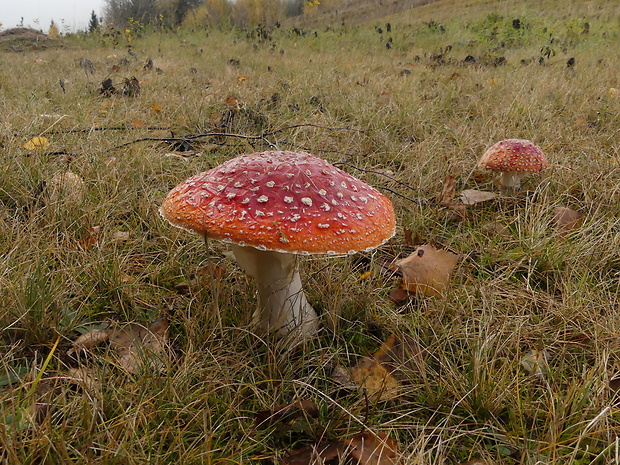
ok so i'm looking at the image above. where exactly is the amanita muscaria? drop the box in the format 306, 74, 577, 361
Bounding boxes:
160, 151, 395, 346
478, 139, 548, 196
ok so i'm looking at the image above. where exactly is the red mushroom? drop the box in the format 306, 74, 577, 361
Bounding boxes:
478, 139, 548, 196
160, 151, 395, 346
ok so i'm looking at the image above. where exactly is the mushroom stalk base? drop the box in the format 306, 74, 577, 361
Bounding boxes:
231, 244, 319, 346
497, 171, 524, 197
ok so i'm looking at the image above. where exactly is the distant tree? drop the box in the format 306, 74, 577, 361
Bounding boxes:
88, 11, 100, 32
48, 20, 61, 38
284, 0, 304, 17
104, 0, 158, 26
184, 0, 231, 29
104, 0, 201, 27
231, 0, 282, 27
174, 0, 203, 25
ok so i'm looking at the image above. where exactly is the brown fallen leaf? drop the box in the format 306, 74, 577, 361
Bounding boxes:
552, 206, 583, 235
392, 244, 460, 297
351, 357, 400, 402
47, 172, 85, 207
110, 318, 170, 374
255, 400, 319, 428
280, 431, 400, 465
520, 349, 549, 379
372, 334, 424, 375
66, 367, 100, 393
388, 287, 410, 303
347, 431, 401, 465
445, 203, 468, 222
331, 364, 358, 389
111, 230, 131, 242
77, 225, 102, 251
67, 318, 171, 374
280, 441, 345, 465
439, 174, 457, 206
67, 328, 110, 356
459, 189, 498, 206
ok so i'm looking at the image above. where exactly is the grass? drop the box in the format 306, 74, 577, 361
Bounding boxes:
0, 0, 619, 462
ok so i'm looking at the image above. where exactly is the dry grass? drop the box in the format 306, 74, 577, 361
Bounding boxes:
0, 0, 619, 463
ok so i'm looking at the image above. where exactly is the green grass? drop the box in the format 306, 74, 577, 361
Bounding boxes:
1, 0, 619, 462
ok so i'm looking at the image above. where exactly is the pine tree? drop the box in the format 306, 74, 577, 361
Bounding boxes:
88, 11, 99, 33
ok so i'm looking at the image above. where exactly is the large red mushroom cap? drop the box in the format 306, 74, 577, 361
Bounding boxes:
478, 139, 548, 173
160, 151, 396, 255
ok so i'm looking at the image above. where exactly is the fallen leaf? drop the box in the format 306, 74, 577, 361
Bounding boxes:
393, 245, 460, 297
23, 136, 50, 151
331, 364, 358, 389
482, 221, 509, 237
67, 318, 171, 374
77, 225, 102, 250
372, 334, 424, 375
520, 349, 549, 379
110, 318, 170, 374
47, 172, 85, 207
131, 119, 145, 127
439, 174, 457, 206
281, 441, 345, 465
552, 206, 582, 235
66, 367, 100, 392
388, 287, 410, 303
347, 431, 401, 465
459, 189, 498, 206
281, 431, 400, 465
445, 203, 468, 222
150, 104, 162, 115
67, 328, 109, 356
351, 356, 400, 401
378, 92, 392, 105
224, 95, 239, 108
359, 270, 373, 281
237, 75, 247, 83
255, 400, 319, 428
111, 230, 131, 242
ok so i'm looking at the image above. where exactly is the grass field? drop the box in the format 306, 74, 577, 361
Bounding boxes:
1, 0, 619, 462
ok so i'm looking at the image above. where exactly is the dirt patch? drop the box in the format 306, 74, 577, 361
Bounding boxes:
0, 27, 56, 51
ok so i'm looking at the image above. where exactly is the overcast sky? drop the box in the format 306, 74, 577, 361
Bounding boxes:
1, 0, 107, 33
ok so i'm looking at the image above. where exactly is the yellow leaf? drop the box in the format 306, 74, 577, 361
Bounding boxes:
351, 357, 400, 401
358, 270, 372, 281
23, 136, 50, 151
151, 104, 162, 114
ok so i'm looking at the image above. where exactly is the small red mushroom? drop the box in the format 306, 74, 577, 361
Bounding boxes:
478, 139, 548, 196
160, 151, 396, 346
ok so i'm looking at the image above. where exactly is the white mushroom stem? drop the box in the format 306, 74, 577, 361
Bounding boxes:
497, 171, 525, 196
230, 244, 319, 346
